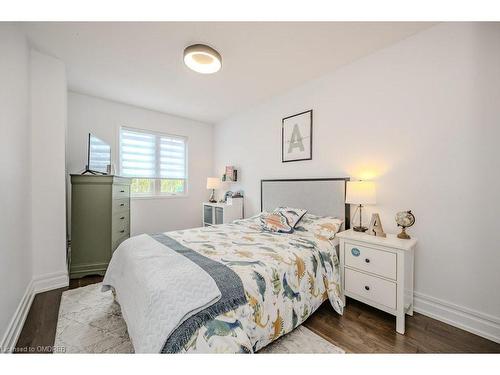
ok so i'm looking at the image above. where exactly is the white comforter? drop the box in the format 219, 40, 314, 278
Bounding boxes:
102, 234, 221, 353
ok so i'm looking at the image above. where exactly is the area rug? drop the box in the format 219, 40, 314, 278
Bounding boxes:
54, 283, 344, 354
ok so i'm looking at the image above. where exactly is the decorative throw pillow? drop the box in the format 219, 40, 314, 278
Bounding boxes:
259, 212, 294, 233
273, 207, 307, 228
296, 214, 344, 240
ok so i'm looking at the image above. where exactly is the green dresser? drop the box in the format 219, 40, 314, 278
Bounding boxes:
70, 175, 131, 279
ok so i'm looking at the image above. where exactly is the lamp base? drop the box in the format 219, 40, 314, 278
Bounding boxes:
209, 188, 217, 203
353, 226, 368, 232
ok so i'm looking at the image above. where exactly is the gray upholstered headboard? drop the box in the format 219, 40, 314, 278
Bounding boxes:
260, 178, 350, 230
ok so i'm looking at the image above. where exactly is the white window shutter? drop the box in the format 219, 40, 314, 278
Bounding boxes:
120, 127, 187, 181
120, 129, 156, 178
160, 136, 186, 179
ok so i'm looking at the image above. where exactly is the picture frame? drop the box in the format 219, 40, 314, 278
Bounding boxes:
223, 166, 237, 182
282, 110, 313, 162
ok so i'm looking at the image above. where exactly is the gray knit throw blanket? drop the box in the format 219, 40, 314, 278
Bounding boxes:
150, 234, 247, 353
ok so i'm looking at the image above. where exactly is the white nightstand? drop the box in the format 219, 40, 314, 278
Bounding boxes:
202, 198, 243, 226
337, 229, 417, 334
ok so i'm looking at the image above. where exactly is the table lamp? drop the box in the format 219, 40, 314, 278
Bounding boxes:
206, 177, 220, 203
345, 180, 376, 232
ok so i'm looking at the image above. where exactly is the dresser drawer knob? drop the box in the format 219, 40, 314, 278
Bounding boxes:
120, 203, 124, 207
351, 248, 360, 257
120, 216, 125, 220
120, 230, 125, 233
365, 258, 370, 263
120, 190, 125, 193
364, 285, 370, 291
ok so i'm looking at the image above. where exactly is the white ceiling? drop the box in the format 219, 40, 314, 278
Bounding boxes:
22, 22, 434, 124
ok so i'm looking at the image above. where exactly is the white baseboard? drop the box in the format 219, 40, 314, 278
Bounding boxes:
0, 280, 34, 353
32, 271, 69, 294
0, 270, 69, 353
414, 291, 500, 344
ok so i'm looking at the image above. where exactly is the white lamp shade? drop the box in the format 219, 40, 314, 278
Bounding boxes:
206, 177, 221, 190
345, 181, 376, 205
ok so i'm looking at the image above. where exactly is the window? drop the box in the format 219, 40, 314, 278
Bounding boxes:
119, 127, 187, 197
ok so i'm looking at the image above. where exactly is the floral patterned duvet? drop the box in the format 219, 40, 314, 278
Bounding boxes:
164, 215, 344, 353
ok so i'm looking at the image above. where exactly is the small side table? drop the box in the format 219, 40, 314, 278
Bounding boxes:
337, 229, 417, 334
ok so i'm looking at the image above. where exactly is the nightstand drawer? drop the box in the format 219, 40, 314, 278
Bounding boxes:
345, 268, 396, 310
345, 242, 396, 280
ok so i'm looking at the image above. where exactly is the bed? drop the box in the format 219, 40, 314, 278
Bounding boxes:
102, 178, 350, 353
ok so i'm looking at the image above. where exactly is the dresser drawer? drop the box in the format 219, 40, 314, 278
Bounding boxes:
112, 212, 129, 227
112, 234, 129, 252
112, 229, 129, 244
345, 268, 396, 310
112, 215, 129, 236
113, 184, 130, 199
345, 242, 396, 280
112, 198, 129, 213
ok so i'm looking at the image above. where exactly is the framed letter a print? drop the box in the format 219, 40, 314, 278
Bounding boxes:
282, 110, 312, 162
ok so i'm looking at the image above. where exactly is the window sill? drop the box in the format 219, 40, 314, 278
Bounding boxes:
131, 194, 189, 200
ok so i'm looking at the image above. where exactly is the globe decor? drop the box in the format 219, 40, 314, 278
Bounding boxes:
395, 210, 415, 239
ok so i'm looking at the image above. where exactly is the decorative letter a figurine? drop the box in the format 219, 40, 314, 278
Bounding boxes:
368, 213, 386, 237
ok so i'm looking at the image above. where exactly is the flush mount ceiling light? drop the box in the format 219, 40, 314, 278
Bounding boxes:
183, 44, 222, 74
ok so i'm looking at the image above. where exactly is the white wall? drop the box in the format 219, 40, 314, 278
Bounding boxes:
1, 26, 69, 351
214, 23, 500, 340
30, 50, 68, 286
67, 92, 213, 235
0, 24, 32, 350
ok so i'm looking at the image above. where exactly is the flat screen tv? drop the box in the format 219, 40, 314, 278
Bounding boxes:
85, 133, 111, 174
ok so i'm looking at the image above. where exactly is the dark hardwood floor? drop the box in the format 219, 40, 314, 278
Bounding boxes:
15, 276, 500, 353
304, 300, 500, 353
15, 275, 103, 354
14, 286, 63, 353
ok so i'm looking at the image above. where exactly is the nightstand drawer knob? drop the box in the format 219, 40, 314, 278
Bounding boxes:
365, 258, 370, 263
351, 248, 360, 257
364, 285, 370, 291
